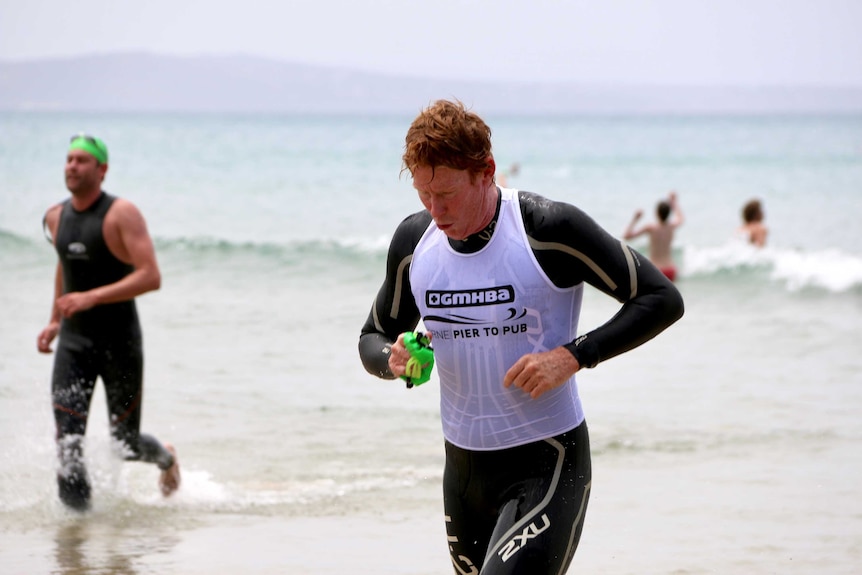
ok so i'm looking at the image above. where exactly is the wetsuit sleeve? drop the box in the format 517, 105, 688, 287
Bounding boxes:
358, 211, 432, 379
519, 192, 684, 369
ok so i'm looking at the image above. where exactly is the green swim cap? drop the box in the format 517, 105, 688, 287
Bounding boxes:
69, 134, 109, 164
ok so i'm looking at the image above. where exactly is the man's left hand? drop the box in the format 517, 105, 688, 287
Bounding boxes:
56, 291, 98, 318
503, 347, 580, 399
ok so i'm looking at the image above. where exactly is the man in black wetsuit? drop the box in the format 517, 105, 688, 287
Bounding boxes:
358, 100, 684, 574
36, 135, 180, 510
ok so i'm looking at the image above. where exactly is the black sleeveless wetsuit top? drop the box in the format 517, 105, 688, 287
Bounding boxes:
55, 192, 139, 336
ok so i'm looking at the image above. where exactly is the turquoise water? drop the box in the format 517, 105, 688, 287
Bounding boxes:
1, 112, 861, 574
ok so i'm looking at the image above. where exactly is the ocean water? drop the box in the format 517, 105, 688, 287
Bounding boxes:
1, 111, 861, 574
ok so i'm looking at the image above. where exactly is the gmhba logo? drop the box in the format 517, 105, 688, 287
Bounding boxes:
426, 285, 515, 308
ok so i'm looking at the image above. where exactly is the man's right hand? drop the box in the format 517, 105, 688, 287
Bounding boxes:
37, 322, 60, 353
387, 333, 410, 379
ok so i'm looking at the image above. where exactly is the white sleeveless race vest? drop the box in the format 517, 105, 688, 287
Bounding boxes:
410, 187, 585, 450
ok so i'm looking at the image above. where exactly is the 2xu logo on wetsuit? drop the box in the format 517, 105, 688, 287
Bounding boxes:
498, 514, 551, 562
448, 513, 551, 572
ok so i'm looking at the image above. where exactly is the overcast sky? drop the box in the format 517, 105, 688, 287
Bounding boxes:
2, 0, 861, 86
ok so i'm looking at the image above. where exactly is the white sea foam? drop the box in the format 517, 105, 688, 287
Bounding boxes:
682, 241, 862, 292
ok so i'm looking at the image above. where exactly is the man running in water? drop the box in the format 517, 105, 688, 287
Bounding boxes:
37, 134, 180, 510
358, 100, 684, 574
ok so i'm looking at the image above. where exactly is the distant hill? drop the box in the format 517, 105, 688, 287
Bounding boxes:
1, 52, 861, 115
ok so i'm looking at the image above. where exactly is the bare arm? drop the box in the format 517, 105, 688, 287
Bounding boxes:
37, 262, 64, 353
669, 191, 684, 228
37, 205, 63, 353
623, 209, 649, 240
104, 198, 161, 298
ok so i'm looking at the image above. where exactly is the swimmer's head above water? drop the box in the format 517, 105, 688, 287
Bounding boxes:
69, 134, 109, 165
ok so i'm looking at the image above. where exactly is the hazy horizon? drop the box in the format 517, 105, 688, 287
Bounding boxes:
4, 50, 862, 90
4, 52, 861, 114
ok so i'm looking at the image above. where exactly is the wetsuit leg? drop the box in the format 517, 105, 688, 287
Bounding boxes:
52, 331, 98, 510
99, 333, 174, 471
443, 422, 592, 575
443, 445, 496, 575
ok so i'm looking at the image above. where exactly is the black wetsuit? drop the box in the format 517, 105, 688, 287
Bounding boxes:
50, 191, 173, 510
359, 189, 684, 573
